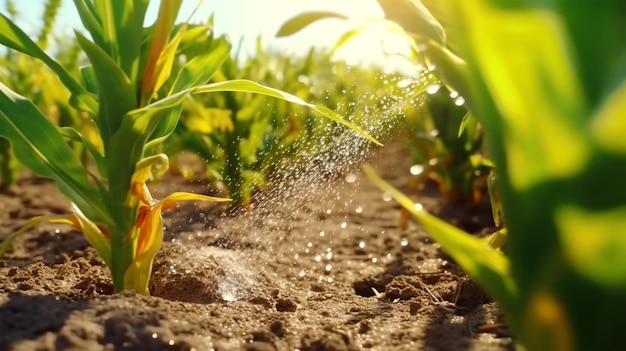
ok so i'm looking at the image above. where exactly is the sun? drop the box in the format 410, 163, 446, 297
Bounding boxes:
330, 21, 418, 74
203, 0, 419, 74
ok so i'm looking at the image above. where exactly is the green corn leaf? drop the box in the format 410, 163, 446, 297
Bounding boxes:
145, 35, 231, 149
0, 83, 112, 225
421, 41, 473, 108
0, 12, 98, 115
191, 79, 382, 146
144, 105, 184, 150
333, 26, 366, 52
554, 0, 626, 106
363, 164, 517, 314
115, 0, 150, 83
76, 31, 137, 146
80, 65, 99, 95
276, 11, 348, 37
450, 2, 589, 192
0, 12, 56, 64
377, 0, 445, 45
70, 203, 112, 266
457, 111, 473, 138
72, 0, 105, 49
93, 0, 116, 57
58, 126, 107, 179
170, 36, 231, 94
177, 24, 216, 57
0, 216, 49, 257
90, 0, 149, 85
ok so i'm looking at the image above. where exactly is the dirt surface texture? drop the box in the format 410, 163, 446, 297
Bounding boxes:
0, 144, 514, 351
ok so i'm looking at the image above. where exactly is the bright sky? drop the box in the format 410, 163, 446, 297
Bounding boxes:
2, 0, 415, 71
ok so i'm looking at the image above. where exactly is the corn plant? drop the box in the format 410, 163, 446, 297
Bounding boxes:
367, 0, 626, 350
402, 85, 492, 204
0, 1, 378, 295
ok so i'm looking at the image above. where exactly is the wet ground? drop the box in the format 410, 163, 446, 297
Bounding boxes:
0, 143, 514, 351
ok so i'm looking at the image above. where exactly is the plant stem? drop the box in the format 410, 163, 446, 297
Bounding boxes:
109, 224, 136, 292
108, 192, 138, 292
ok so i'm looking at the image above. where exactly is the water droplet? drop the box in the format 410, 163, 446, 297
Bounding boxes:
54, 228, 61, 234
372, 257, 378, 263
298, 270, 306, 277
397, 79, 412, 88
382, 193, 393, 202
426, 84, 441, 95
410, 164, 424, 175
152, 333, 158, 339
355, 206, 363, 214
319, 231, 326, 237
454, 96, 465, 106
428, 158, 439, 166
325, 264, 333, 272
294, 253, 299, 260
400, 238, 409, 247
414, 203, 424, 211
418, 258, 448, 273
359, 241, 366, 249
340, 222, 347, 229
450, 90, 459, 98
222, 292, 237, 302
168, 339, 175, 346
314, 255, 322, 262
307, 242, 313, 248
326, 209, 332, 215
345, 173, 358, 183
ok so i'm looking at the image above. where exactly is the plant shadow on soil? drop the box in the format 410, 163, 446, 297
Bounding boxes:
0, 143, 514, 351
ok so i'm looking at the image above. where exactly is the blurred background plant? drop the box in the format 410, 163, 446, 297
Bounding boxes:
0, 0, 98, 189
167, 31, 416, 209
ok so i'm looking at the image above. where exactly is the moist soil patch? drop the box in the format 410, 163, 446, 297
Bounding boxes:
0, 144, 514, 351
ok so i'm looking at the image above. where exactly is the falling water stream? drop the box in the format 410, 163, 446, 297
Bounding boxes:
153, 64, 453, 304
